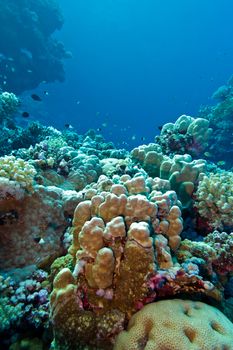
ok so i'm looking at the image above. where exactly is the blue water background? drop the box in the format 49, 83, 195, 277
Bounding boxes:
31, 0, 233, 149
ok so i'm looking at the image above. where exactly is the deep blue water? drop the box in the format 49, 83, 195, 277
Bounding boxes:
32, 0, 233, 149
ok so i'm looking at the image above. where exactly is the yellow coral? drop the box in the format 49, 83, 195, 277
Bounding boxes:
114, 299, 233, 350
0, 155, 36, 193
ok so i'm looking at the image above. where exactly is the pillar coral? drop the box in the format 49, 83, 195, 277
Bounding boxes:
50, 174, 221, 349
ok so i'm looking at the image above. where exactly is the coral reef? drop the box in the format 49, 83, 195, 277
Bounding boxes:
195, 171, 233, 231
0, 270, 50, 346
0, 92, 19, 125
156, 114, 212, 157
0, 155, 36, 198
204, 231, 233, 276
0, 0, 70, 93
114, 299, 233, 350
0, 77, 233, 349
197, 74, 233, 168
131, 145, 206, 208
0, 181, 83, 269
50, 174, 224, 349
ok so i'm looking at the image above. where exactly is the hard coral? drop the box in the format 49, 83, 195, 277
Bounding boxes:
0, 270, 50, 336
204, 231, 233, 276
0, 185, 81, 270
156, 114, 212, 157
114, 299, 233, 350
50, 174, 222, 349
195, 171, 233, 230
50, 174, 184, 349
0, 155, 36, 199
131, 146, 206, 208
0, 92, 19, 124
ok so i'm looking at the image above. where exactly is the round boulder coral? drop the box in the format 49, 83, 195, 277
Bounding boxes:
114, 299, 233, 350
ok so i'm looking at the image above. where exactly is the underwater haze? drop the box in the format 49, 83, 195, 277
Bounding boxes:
1, 1, 233, 349
41, 0, 233, 148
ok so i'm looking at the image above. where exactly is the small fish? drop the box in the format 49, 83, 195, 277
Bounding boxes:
39, 238, 45, 245
158, 125, 163, 131
131, 135, 136, 140
96, 127, 102, 132
76, 101, 80, 105
22, 111, 30, 118
64, 124, 73, 129
102, 122, 107, 127
44, 91, 49, 96
204, 152, 212, 157
31, 93, 42, 101
141, 136, 146, 141
217, 161, 226, 167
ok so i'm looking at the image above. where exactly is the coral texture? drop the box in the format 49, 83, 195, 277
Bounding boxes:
0, 185, 82, 269
0, 92, 19, 124
0, 155, 36, 199
195, 171, 233, 230
114, 299, 233, 350
131, 146, 206, 208
156, 114, 212, 157
50, 174, 223, 349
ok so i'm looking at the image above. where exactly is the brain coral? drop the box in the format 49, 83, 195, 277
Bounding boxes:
114, 299, 233, 350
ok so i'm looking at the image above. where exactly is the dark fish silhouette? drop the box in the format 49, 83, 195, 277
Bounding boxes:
22, 111, 30, 118
31, 93, 42, 101
64, 124, 73, 129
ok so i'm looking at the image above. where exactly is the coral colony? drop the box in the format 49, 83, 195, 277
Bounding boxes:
1, 76, 233, 349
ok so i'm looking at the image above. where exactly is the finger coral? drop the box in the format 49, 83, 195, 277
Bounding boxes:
50, 174, 221, 349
